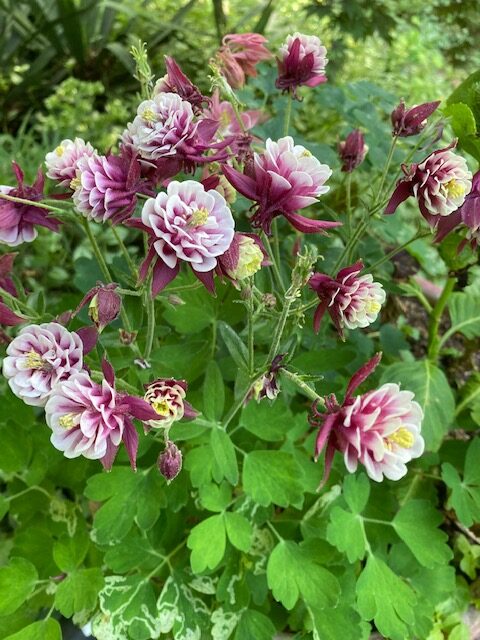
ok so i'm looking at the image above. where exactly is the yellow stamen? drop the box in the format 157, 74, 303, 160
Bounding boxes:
88, 295, 99, 324
301, 149, 312, 157
444, 179, 465, 199
151, 398, 171, 416
24, 350, 45, 370
55, 145, 65, 157
59, 413, 77, 429
70, 176, 81, 191
188, 207, 210, 227
142, 108, 157, 123
220, 110, 232, 128
388, 427, 414, 449
365, 299, 381, 314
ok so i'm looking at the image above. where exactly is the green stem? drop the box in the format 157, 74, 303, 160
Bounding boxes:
283, 92, 292, 136
330, 218, 368, 275
365, 230, 430, 273
223, 384, 255, 430
0, 286, 38, 317
110, 223, 137, 278
117, 288, 142, 297
399, 473, 422, 506
266, 296, 293, 364
427, 276, 456, 362
345, 172, 352, 240
266, 520, 284, 542
374, 135, 398, 205
262, 231, 285, 293
144, 284, 156, 361
246, 286, 255, 375
6, 485, 51, 502
0, 193, 68, 215
281, 369, 325, 405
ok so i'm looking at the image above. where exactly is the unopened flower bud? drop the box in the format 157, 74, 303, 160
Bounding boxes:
217, 233, 269, 284
262, 293, 276, 309
158, 441, 183, 482
391, 100, 440, 138
338, 130, 368, 173
88, 285, 121, 332
167, 294, 185, 306
119, 329, 137, 345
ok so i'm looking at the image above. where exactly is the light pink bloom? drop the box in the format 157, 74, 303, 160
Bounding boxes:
218, 33, 271, 88
45, 360, 159, 469
2, 322, 84, 406
309, 261, 385, 338
276, 33, 328, 95
45, 138, 96, 187
310, 353, 424, 484
385, 143, 472, 230
129, 180, 235, 295
0, 163, 61, 247
205, 90, 264, 138
73, 151, 140, 224
144, 378, 197, 430
223, 136, 338, 235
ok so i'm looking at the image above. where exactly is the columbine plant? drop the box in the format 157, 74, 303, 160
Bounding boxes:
0, 31, 477, 640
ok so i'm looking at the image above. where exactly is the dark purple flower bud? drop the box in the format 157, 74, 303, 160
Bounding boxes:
158, 441, 183, 482
391, 100, 440, 137
75, 283, 121, 332
154, 56, 210, 113
246, 354, 285, 403
338, 130, 368, 173
119, 329, 137, 345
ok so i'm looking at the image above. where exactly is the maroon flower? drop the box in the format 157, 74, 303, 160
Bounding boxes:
385, 143, 472, 232
0, 163, 61, 247
154, 56, 210, 113
276, 33, 327, 96
309, 261, 385, 338
158, 441, 183, 482
75, 283, 121, 332
310, 353, 424, 486
0, 252, 23, 326
223, 136, 338, 235
435, 170, 480, 247
144, 378, 198, 430
338, 130, 368, 173
391, 100, 440, 138
73, 150, 141, 224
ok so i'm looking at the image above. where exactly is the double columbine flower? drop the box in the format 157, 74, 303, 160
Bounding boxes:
144, 378, 198, 430
0, 163, 61, 247
154, 56, 209, 113
45, 138, 96, 188
216, 232, 269, 283
217, 33, 271, 89
276, 33, 328, 95
385, 143, 472, 230
2, 322, 84, 406
310, 353, 424, 484
45, 359, 160, 470
223, 136, 338, 235
128, 180, 235, 295
309, 261, 385, 338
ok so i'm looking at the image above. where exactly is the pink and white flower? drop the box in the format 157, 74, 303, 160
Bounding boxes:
223, 136, 338, 235
385, 143, 472, 231
310, 353, 424, 484
205, 90, 264, 138
309, 261, 385, 338
144, 378, 198, 430
73, 151, 140, 224
217, 33, 271, 89
154, 56, 209, 113
0, 163, 61, 247
276, 33, 328, 95
128, 180, 235, 295
45, 138, 96, 188
2, 322, 84, 406
45, 359, 160, 469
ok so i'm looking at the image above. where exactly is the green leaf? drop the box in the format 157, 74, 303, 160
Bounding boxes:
444, 103, 476, 137
243, 450, 305, 508
392, 500, 452, 568
0, 557, 38, 616
199, 482, 231, 512
210, 428, 238, 485
380, 360, 454, 451
54, 567, 104, 617
0, 423, 32, 473
267, 540, 339, 610
156, 573, 211, 638
218, 321, 249, 371
240, 400, 293, 441
224, 512, 253, 552
343, 473, 370, 514
326, 507, 367, 563
234, 609, 276, 640
187, 514, 226, 573
203, 361, 225, 421
442, 438, 480, 527
356, 555, 416, 640
163, 287, 215, 334
309, 605, 366, 640
4, 619, 62, 640
53, 529, 89, 572
446, 293, 480, 340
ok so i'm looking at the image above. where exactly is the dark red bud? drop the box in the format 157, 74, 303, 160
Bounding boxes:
158, 441, 183, 482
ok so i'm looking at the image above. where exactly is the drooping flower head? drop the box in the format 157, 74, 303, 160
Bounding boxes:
223, 136, 338, 235
276, 33, 328, 96
217, 33, 271, 88
45, 359, 160, 469
0, 163, 61, 247
158, 440, 183, 482
338, 130, 368, 173
216, 232, 269, 283
144, 378, 198, 430
2, 322, 84, 406
0, 252, 24, 326
128, 180, 235, 296
310, 353, 424, 484
391, 100, 440, 138
75, 282, 121, 332
385, 143, 472, 232
154, 56, 210, 113
433, 170, 480, 247
45, 138, 96, 188
72, 150, 141, 224
309, 261, 385, 338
